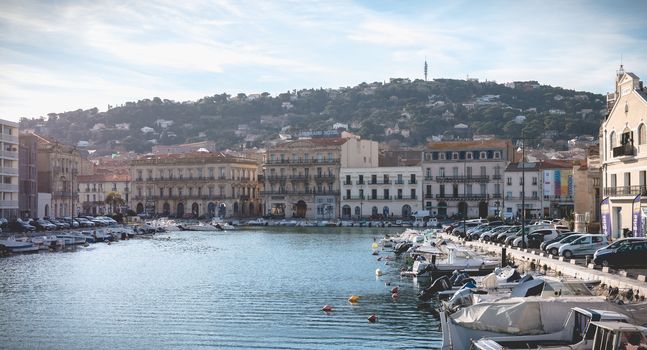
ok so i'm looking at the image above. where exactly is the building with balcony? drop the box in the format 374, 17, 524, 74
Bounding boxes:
77, 170, 130, 215
262, 137, 377, 219
33, 133, 85, 218
503, 162, 543, 220
129, 152, 260, 218
600, 68, 647, 238
0, 119, 19, 219
422, 139, 513, 219
340, 166, 422, 220
18, 133, 38, 219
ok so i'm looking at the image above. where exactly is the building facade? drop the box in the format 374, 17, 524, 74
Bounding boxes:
340, 166, 422, 220
262, 138, 345, 219
0, 119, 19, 219
600, 68, 647, 239
503, 162, 543, 220
422, 140, 513, 219
77, 171, 130, 215
33, 133, 84, 218
261, 137, 377, 219
129, 152, 260, 218
18, 133, 38, 218
573, 147, 601, 232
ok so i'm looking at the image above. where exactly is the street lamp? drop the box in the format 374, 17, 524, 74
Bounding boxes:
515, 116, 527, 248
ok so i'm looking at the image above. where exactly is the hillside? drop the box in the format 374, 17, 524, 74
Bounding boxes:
19, 78, 606, 155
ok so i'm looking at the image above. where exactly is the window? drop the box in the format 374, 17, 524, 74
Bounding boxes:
480, 151, 487, 159
480, 166, 486, 176
452, 152, 459, 160
639, 124, 647, 145
507, 177, 512, 185
452, 167, 458, 176
466, 184, 472, 195
346, 189, 351, 199
384, 189, 389, 199
466, 167, 472, 177
480, 184, 486, 194
384, 174, 389, 183
358, 175, 364, 184
359, 189, 364, 199
439, 167, 445, 177
371, 174, 377, 184
506, 191, 512, 198
397, 189, 403, 199
609, 131, 616, 149
493, 152, 500, 159
532, 191, 538, 199
410, 174, 416, 184
410, 189, 416, 199
466, 152, 473, 160
371, 189, 377, 199
426, 168, 431, 178
532, 177, 537, 185
345, 175, 351, 184
439, 153, 446, 160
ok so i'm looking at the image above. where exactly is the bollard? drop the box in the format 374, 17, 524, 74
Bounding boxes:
501, 247, 507, 267
585, 255, 591, 265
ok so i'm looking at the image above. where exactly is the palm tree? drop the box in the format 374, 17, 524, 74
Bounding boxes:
105, 192, 125, 214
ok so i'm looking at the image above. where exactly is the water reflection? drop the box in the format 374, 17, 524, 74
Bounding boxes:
0, 227, 441, 349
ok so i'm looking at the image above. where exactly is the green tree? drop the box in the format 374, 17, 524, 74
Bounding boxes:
105, 192, 125, 214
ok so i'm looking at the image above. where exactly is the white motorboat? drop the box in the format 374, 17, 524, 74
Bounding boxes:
471, 308, 642, 350
178, 223, 219, 231
210, 219, 235, 230
408, 246, 499, 277
439, 296, 627, 350
0, 237, 39, 253
247, 218, 268, 226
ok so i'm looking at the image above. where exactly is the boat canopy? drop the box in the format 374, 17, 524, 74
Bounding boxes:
450, 297, 613, 335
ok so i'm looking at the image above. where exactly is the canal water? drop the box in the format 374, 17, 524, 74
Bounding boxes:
0, 227, 442, 349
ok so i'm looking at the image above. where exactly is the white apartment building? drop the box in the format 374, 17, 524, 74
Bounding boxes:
0, 119, 19, 219
422, 140, 513, 219
503, 162, 543, 220
600, 68, 647, 238
340, 166, 422, 219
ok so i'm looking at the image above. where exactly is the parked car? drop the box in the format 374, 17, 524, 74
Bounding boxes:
76, 218, 95, 227
10, 219, 36, 232
62, 217, 80, 228
47, 218, 67, 230
0, 217, 8, 229
544, 234, 585, 256
479, 226, 511, 241
593, 240, 647, 268
540, 232, 578, 252
558, 234, 609, 259
33, 219, 56, 231
593, 237, 647, 261
521, 229, 562, 248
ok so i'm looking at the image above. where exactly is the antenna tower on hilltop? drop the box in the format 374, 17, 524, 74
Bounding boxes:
424, 59, 428, 81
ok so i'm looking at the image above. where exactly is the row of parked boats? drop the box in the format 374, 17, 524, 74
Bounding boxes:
378, 228, 647, 350
0, 226, 156, 255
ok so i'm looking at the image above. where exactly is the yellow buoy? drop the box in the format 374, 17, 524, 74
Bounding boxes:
375, 268, 383, 276
371, 242, 379, 250
348, 295, 360, 303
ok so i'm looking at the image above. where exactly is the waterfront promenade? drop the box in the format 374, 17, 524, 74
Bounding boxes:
439, 232, 647, 296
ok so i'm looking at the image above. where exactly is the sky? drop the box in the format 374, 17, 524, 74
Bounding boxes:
1, 0, 646, 122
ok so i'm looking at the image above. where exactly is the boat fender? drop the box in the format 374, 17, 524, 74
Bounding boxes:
348, 295, 360, 303
321, 305, 334, 312
367, 314, 378, 323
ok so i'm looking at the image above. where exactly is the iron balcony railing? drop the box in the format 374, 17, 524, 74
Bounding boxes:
613, 144, 634, 158
435, 175, 490, 183
260, 190, 340, 196
266, 158, 340, 165
604, 186, 647, 197
435, 193, 490, 201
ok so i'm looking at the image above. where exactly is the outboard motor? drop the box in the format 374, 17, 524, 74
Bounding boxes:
448, 270, 462, 285
394, 242, 413, 256
452, 272, 471, 287
418, 275, 451, 301
506, 269, 521, 283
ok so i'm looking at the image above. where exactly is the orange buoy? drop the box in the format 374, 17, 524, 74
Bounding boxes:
321, 305, 334, 312
368, 314, 378, 323
348, 295, 360, 303
390, 286, 398, 294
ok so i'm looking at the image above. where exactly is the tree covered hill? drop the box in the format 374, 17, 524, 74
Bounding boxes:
19, 78, 606, 154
